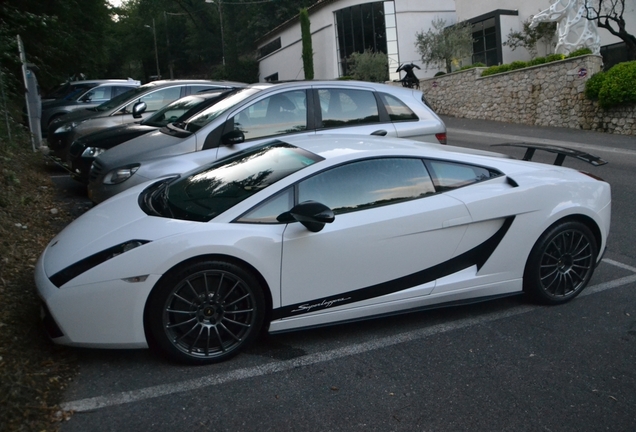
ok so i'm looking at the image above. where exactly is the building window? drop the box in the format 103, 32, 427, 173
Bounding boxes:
334, 1, 390, 76
472, 18, 497, 66
465, 10, 517, 68
259, 38, 282, 59
601, 42, 630, 70
264, 73, 279, 82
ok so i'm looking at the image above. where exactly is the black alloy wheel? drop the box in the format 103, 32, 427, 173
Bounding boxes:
146, 260, 265, 365
524, 220, 598, 304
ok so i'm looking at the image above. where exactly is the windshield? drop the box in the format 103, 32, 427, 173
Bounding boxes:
93, 84, 154, 112
46, 82, 97, 100
141, 95, 207, 127
142, 90, 232, 128
183, 87, 263, 133
151, 141, 322, 222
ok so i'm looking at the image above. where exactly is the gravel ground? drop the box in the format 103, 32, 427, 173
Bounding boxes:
0, 139, 79, 431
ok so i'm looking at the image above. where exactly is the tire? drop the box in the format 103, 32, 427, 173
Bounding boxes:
523, 220, 598, 305
145, 260, 265, 365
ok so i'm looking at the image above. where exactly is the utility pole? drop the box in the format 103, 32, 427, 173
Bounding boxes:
145, 18, 161, 79
205, 0, 225, 66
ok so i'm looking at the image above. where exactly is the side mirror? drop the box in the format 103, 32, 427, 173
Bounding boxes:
221, 129, 245, 146
132, 101, 147, 118
277, 201, 335, 233
79, 94, 92, 103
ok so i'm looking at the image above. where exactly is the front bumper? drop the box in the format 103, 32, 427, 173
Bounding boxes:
34, 249, 158, 348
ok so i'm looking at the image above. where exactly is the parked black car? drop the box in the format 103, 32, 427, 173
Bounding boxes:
46, 79, 244, 161
67, 89, 234, 184
41, 79, 140, 134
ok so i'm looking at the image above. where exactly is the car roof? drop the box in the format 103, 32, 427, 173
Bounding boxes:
244, 80, 412, 91
139, 79, 246, 90
64, 79, 140, 85
279, 134, 507, 161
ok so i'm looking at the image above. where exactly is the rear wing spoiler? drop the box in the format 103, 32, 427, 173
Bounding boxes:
491, 143, 607, 166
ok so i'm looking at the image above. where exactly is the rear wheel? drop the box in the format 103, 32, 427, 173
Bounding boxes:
146, 260, 265, 365
523, 221, 597, 304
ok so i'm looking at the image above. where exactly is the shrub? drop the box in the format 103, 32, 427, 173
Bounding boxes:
528, 57, 547, 66
584, 71, 606, 100
509, 60, 528, 71
597, 61, 636, 108
546, 53, 566, 63
434, 71, 446, 76
346, 50, 389, 82
459, 62, 485, 71
567, 47, 593, 58
481, 64, 513, 77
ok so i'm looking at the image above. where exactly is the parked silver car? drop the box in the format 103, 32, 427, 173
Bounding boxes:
42, 79, 139, 103
47, 79, 245, 160
87, 81, 447, 203
41, 79, 141, 133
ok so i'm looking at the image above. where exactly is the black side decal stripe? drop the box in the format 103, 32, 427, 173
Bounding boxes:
271, 216, 515, 320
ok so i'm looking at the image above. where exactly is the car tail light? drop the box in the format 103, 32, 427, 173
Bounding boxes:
435, 132, 447, 145
579, 171, 605, 181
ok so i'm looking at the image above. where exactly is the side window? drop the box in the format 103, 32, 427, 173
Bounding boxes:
83, 86, 111, 102
237, 188, 294, 223
126, 86, 182, 113
318, 88, 379, 128
189, 84, 224, 94
378, 93, 418, 121
232, 90, 307, 141
425, 160, 502, 192
298, 158, 434, 215
112, 86, 135, 97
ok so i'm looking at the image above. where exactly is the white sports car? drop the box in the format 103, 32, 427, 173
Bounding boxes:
35, 135, 611, 365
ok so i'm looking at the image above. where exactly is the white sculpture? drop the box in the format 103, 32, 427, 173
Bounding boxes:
530, 0, 601, 55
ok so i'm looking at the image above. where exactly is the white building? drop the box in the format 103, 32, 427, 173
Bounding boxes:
256, 0, 636, 82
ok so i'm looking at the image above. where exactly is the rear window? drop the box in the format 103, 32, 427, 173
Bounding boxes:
378, 92, 418, 121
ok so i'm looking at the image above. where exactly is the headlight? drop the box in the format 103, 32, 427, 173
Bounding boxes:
49, 240, 150, 288
103, 165, 140, 184
54, 122, 79, 134
82, 147, 107, 158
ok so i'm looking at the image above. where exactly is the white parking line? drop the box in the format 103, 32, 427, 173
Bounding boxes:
61, 259, 636, 414
447, 128, 636, 157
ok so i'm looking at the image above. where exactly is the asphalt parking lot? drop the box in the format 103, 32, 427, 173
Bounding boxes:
48, 117, 636, 431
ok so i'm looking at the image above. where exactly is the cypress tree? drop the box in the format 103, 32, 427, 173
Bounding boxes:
300, 8, 314, 80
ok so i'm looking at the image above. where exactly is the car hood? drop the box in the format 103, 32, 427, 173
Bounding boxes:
51, 107, 102, 126
42, 99, 82, 110
77, 123, 158, 150
97, 129, 189, 167
41, 188, 193, 277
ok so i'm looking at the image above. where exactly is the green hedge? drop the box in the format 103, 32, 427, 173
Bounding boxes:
585, 61, 636, 108
479, 48, 592, 77
459, 62, 485, 71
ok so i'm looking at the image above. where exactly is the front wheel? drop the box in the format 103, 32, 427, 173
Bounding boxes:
145, 260, 265, 365
523, 221, 598, 305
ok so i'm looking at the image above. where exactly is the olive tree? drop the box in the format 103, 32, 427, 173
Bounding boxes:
415, 18, 473, 73
584, 0, 636, 60
504, 18, 557, 58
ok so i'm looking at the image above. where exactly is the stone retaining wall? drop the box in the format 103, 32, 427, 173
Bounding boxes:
400, 55, 635, 135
